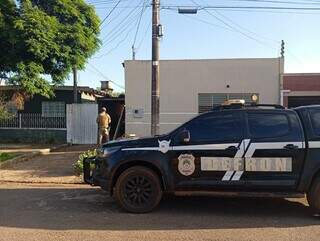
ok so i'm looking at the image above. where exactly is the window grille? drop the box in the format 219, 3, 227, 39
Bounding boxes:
42, 101, 65, 117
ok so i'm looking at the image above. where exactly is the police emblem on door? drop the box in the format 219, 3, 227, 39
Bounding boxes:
178, 154, 195, 176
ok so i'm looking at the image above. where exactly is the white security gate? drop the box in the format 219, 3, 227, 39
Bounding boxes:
67, 103, 98, 144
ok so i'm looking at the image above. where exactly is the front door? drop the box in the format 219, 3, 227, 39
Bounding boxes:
168, 110, 246, 190
242, 110, 305, 190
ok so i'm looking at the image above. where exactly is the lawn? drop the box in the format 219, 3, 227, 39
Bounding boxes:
0, 153, 17, 162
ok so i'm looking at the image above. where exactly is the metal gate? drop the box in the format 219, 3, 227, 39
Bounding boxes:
67, 103, 98, 144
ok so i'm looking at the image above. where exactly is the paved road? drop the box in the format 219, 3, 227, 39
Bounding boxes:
0, 183, 319, 241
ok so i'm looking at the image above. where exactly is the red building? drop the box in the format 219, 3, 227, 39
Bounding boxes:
282, 73, 320, 108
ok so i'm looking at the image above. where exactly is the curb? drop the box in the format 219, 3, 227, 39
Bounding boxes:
0, 143, 69, 169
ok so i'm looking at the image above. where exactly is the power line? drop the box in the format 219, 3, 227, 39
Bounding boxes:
190, 0, 278, 52
132, 0, 148, 59
205, 8, 320, 14
102, 7, 143, 45
222, 0, 320, 5
99, 0, 123, 27
137, 19, 152, 50
161, 5, 320, 11
199, 0, 280, 44
95, 8, 145, 58
101, 1, 144, 43
169, 8, 236, 31
133, 0, 148, 47
87, 63, 125, 90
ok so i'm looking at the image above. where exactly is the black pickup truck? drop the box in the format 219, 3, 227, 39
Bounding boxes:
84, 103, 320, 213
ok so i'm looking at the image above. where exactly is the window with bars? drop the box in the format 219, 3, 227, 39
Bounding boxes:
198, 93, 259, 113
42, 101, 65, 117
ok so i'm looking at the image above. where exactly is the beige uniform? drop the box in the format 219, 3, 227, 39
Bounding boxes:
97, 112, 111, 144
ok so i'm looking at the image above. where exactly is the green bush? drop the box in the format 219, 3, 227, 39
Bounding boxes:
0, 153, 17, 162
73, 149, 97, 176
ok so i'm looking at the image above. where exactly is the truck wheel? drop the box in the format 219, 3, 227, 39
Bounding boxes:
114, 166, 162, 213
307, 176, 320, 214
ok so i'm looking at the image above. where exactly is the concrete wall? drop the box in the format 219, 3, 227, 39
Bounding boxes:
125, 58, 283, 137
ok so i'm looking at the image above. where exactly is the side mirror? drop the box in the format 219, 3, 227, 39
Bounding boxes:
180, 130, 190, 144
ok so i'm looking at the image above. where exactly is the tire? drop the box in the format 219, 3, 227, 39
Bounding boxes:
114, 166, 162, 213
307, 176, 320, 214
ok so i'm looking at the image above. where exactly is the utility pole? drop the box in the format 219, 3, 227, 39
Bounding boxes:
281, 40, 285, 58
132, 45, 136, 60
73, 67, 78, 103
151, 0, 160, 136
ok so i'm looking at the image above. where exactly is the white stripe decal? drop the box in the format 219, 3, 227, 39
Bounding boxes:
222, 171, 234, 181
172, 143, 238, 151
122, 143, 239, 152
231, 171, 244, 181
234, 139, 251, 158
244, 142, 303, 158
308, 141, 320, 148
121, 147, 159, 151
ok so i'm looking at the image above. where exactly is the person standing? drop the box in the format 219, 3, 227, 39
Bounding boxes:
96, 107, 111, 145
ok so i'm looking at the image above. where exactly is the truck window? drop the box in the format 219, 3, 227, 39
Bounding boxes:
248, 113, 290, 139
186, 113, 242, 143
309, 109, 320, 136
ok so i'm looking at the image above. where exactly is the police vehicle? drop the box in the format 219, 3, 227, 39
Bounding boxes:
84, 100, 320, 213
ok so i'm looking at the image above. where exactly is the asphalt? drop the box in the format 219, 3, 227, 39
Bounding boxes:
0, 182, 319, 241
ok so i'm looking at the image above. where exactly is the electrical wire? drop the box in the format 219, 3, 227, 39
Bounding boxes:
101, 1, 144, 43
222, 0, 320, 5
87, 63, 125, 90
190, 0, 278, 51
99, 0, 123, 27
95, 6, 145, 58
137, 19, 152, 50
102, 7, 144, 45
132, 0, 148, 48
199, 0, 280, 44
161, 5, 320, 11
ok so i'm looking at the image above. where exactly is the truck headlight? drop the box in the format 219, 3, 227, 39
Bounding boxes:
98, 147, 120, 158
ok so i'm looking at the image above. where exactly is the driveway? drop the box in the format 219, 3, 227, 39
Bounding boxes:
0, 183, 319, 241
0, 145, 95, 184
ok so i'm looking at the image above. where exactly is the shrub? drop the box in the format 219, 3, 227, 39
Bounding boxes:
73, 149, 97, 176
0, 153, 17, 162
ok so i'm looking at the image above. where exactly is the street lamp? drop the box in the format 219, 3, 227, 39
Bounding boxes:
178, 8, 198, 14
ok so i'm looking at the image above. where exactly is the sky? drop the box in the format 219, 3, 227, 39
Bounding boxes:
67, 0, 320, 92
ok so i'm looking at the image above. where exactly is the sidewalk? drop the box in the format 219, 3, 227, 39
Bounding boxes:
0, 144, 53, 154
0, 144, 96, 184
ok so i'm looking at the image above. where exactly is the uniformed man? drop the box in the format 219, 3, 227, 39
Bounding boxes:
96, 107, 111, 145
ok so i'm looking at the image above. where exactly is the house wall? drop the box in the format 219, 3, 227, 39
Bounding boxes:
125, 58, 283, 137
0, 89, 94, 143
282, 73, 320, 108
22, 90, 82, 113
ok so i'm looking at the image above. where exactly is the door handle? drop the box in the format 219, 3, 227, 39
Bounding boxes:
225, 145, 239, 151
284, 144, 299, 150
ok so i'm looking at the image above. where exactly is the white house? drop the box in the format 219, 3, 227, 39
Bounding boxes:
124, 58, 284, 137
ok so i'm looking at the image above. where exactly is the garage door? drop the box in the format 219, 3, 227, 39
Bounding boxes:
288, 96, 320, 108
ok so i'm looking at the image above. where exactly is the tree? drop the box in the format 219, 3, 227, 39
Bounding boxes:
0, 0, 100, 97
0, 96, 11, 120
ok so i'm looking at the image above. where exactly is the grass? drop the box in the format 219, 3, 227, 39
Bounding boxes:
0, 153, 17, 163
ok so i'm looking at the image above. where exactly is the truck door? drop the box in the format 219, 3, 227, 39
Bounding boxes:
243, 110, 305, 190
168, 110, 246, 190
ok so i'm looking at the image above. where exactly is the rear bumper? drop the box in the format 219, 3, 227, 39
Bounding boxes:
83, 157, 110, 191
